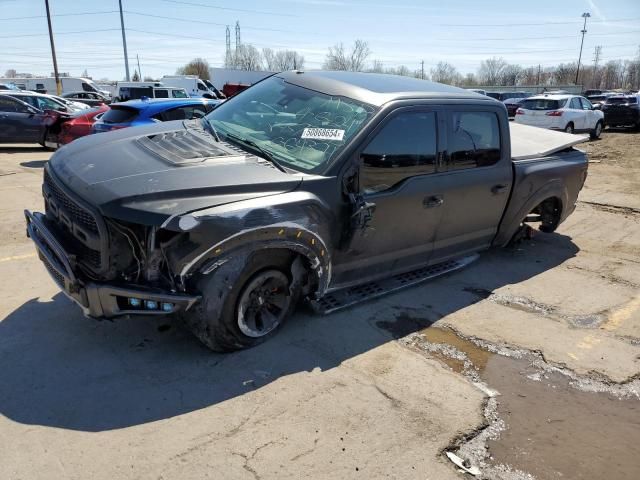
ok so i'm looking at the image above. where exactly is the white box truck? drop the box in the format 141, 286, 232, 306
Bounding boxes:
161, 75, 223, 99
0, 77, 111, 97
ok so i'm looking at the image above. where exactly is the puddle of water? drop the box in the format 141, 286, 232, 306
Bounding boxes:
419, 327, 492, 373
483, 355, 640, 480
379, 315, 640, 480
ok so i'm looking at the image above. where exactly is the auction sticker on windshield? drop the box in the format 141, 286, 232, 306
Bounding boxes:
301, 128, 345, 141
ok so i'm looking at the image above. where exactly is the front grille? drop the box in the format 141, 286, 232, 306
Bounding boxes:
42, 254, 65, 288
44, 169, 98, 234
43, 168, 104, 272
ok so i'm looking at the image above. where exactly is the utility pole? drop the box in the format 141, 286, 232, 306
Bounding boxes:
536, 64, 541, 87
235, 21, 241, 53
592, 45, 602, 89
575, 12, 590, 85
119, 0, 130, 81
137, 54, 142, 81
420, 60, 425, 80
44, 0, 61, 95
225, 25, 231, 65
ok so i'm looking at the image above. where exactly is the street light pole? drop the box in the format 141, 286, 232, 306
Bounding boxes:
119, 0, 130, 81
44, 0, 61, 95
575, 12, 590, 85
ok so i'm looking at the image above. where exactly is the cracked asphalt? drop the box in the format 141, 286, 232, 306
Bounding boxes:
1, 130, 639, 480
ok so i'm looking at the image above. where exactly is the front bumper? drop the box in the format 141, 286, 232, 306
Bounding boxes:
25, 210, 200, 318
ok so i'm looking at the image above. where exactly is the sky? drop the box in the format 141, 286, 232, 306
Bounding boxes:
1, 0, 639, 81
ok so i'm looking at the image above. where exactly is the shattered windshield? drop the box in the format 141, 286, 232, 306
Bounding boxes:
203, 76, 377, 172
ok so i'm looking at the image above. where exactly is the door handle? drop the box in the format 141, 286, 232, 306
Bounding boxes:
423, 195, 444, 208
491, 184, 509, 194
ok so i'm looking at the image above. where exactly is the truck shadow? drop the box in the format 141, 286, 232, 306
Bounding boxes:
0, 233, 579, 432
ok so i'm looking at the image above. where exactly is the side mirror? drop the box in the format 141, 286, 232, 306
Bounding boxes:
592, 104, 601, 110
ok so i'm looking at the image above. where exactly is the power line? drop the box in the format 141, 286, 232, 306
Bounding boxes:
436, 17, 640, 27
160, 0, 297, 17
124, 10, 295, 32
0, 10, 119, 21
0, 28, 120, 39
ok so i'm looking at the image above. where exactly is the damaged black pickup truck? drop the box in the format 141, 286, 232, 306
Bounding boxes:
25, 71, 589, 351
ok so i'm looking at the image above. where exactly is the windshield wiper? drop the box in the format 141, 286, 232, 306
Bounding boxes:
224, 132, 287, 173
200, 117, 220, 142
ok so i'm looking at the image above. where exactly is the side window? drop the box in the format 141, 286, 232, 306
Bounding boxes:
360, 111, 438, 194
449, 112, 501, 170
569, 98, 581, 109
155, 89, 169, 98
18, 96, 37, 108
81, 82, 92, 92
579, 97, 592, 110
0, 97, 21, 112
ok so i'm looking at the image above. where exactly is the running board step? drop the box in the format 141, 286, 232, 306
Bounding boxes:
311, 254, 479, 314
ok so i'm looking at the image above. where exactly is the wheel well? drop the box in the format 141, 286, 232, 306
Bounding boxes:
243, 248, 318, 297
530, 197, 562, 233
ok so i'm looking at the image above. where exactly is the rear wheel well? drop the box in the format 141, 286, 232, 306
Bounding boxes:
509, 196, 563, 244
530, 197, 563, 233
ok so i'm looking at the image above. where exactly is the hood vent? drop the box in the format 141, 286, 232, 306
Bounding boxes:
136, 129, 239, 166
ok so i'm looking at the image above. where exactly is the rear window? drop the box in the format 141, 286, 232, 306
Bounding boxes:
606, 96, 637, 105
101, 106, 139, 124
520, 99, 566, 110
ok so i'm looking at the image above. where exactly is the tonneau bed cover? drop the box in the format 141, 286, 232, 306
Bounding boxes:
510, 123, 589, 161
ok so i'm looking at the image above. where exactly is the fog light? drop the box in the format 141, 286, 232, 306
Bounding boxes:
161, 302, 174, 312
145, 300, 158, 310
129, 298, 142, 307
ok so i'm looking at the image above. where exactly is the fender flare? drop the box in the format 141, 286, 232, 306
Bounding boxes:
179, 223, 332, 297
494, 179, 566, 247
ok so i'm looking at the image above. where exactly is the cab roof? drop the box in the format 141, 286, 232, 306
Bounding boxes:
278, 70, 494, 107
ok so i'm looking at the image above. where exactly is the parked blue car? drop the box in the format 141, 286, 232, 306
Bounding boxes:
91, 97, 221, 134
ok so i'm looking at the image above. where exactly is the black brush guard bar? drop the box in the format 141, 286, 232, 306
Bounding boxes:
25, 210, 200, 318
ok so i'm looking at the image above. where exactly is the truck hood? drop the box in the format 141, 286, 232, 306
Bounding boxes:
49, 120, 303, 225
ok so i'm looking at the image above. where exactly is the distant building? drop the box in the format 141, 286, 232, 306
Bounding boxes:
208, 68, 275, 89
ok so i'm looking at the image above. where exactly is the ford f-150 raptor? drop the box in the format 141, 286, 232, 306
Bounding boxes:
25, 71, 589, 351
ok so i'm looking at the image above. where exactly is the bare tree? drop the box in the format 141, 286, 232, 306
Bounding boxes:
460, 72, 478, 86
501, 64, 522, 86
349, 39, 370, 72
324, 40, 370, 71
4, 69, 17, 78
262, 48, 276, 71
478, 57, 508, 85
552, 62, 577, 85
430, 62, 460, 85
176, 57, 211, 79
273, 50, 305, 71
369, 59, 384, 73
225, 45, 263, 71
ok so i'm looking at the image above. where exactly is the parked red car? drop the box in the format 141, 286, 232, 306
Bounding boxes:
48, 104, 109, 147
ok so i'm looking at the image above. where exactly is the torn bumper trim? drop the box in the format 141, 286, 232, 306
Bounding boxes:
25, 210, 200, 318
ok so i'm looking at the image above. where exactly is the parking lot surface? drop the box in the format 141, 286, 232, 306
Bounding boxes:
1, 131, 639, 479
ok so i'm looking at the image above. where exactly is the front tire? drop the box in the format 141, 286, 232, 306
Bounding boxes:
564, 123, 574, 134
590, 121, 603, 140
182, 250, 300, 352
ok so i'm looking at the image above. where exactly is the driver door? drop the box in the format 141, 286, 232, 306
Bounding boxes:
0, 96, 46, 143
333, 107, 446, 286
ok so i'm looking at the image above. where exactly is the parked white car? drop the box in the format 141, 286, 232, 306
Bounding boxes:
515, 94, 604, 139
